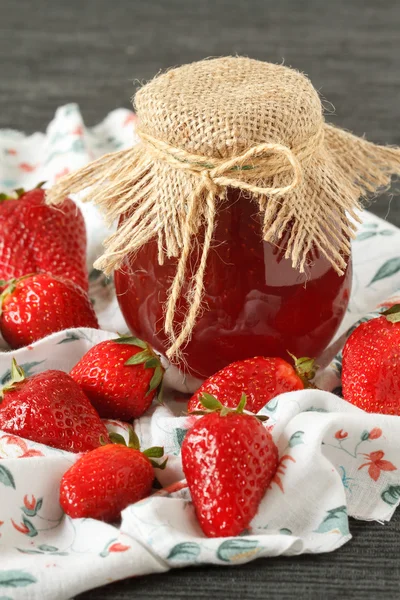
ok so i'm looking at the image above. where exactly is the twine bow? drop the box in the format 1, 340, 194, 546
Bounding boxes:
135, 128, 323, 358
138, 129, 307, 196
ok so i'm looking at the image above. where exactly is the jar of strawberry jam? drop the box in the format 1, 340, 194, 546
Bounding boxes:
48, 57, 400, 379
115, 188, 352, 379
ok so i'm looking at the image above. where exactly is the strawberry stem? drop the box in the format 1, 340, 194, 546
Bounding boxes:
287, 351, 317, 386
109, 426, 141, 450
143, 446, 164, 458
109, 426, 167, 468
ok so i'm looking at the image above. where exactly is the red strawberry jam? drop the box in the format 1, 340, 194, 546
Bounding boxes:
115, 190, 352, 379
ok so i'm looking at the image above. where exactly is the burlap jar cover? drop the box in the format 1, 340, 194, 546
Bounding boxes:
47, 57, 400, 360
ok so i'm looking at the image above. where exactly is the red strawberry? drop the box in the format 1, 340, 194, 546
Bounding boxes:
70, 337, 164, 420
0, 273, 99, 349
182, 394, 278, 537
188, 355, 315, 414
0, 359, 109, 452
342, 305, 400, 415
59, 428, 166, 521
0, 185, 88, 291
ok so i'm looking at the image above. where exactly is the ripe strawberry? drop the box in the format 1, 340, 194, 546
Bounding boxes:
0, 359, 109, 452
182, 394, 278, 537
70, 337, 164, 420
188, 355, 315, 414
0, 273, 99, 349
59, 428, 166, 521
342, 305, 400, 415
0, 185, 88, 291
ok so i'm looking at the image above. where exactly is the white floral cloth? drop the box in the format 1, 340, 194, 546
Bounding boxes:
0, 105, 400, 600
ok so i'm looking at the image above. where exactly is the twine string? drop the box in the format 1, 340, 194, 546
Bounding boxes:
135, 129, 324, 357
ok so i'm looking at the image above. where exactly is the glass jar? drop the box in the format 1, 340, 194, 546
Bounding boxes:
115, 189, 352, 379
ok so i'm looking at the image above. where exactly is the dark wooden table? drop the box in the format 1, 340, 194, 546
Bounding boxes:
1, 0, 400, 598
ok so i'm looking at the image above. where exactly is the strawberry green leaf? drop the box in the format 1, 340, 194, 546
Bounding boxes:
14, 188, 25, 198
125, 350, 152, 366
200, 393, 224, 411
0, 359, 26, 400
143, 446, 164, 458
147, 365, 164, 395
35, 181, 46, 189
150, 457, 168, 470
386, 313, 400, 324
383, 304, 400, 323
256, 414, 269, 422
1, 360, 44, 385
383, 304, 400, 315
114, 336, 147, 350
11, 359, 25, 382
145, 357, 160, 369
109, 433, 127, 446
236, 393, 247, 413
128, 427, 141, 450
157, 378, 165, 405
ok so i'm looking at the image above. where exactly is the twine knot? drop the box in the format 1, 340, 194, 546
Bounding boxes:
134, 127, 324, 358
137, 128, 325, 200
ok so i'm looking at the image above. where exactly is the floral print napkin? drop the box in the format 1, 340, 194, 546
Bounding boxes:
0, 105, 400, 600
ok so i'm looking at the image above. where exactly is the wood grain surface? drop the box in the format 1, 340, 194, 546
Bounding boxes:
1, 1, 400, 598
